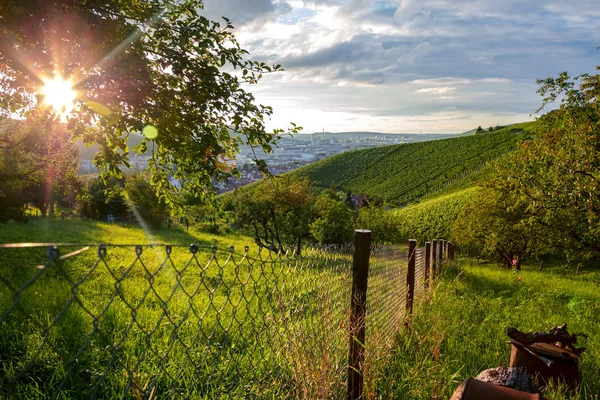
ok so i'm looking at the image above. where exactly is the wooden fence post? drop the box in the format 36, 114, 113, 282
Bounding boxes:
431, 239, 438, 278
424, 242, 431, 289
448, 242, 454, 261
442, 240, 447, 262
406, 239, 417, 316
436, 239, 443, 273
347, 229, 371, 400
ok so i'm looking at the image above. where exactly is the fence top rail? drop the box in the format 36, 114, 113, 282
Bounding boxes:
0, 242, 200, 249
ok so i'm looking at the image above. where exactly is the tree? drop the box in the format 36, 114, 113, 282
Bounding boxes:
451, 179, 543, 270
124, 173, 169, 228
501, 68, 600, 263
0, 115, 79, 217
476, 126, 485, 134
232, 176, 314, 252
309, 190, 354, 244
76, 175, 127, 220
0, 0, 299, 207
453, 64, 600, 266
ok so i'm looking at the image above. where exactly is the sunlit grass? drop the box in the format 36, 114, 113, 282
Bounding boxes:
379, 259, 600, 399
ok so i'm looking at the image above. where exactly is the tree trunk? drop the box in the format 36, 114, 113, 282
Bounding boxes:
48, 197, 55, 218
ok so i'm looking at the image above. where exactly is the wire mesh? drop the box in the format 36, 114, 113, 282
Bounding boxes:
0, 243, 356, 399
414, 247, 427, 299
363, 244, 407, 395
0, 240, 434, 399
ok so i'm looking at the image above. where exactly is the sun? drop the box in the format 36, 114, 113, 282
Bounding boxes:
40, 76, 77, 119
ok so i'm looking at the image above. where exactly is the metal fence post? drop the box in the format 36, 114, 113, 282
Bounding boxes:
347, 229, 371, 400
406, 239, 416, 316
424, 241, 431, 289
431, 239, 438, 278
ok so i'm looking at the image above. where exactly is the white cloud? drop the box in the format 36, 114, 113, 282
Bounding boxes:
409, 77, 473, 85
415, 87, 456, 94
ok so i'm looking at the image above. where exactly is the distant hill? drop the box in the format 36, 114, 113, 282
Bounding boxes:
293, 131, 457, 143
292, 122, 535, 205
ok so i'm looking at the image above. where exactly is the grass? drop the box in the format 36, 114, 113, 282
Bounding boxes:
391, 187, 479, 244
379, 258, 600, 399
2, 219, 599, 399
0, 219, 364, 398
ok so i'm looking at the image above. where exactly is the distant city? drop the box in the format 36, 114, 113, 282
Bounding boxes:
78, 131, 459, 192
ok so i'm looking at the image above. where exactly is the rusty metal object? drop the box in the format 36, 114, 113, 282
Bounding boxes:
450, 378, 544, 400
504, 324, 587, 355
509, 341, 580, 389
505, 324, 585, 390
476, 367, 538, 393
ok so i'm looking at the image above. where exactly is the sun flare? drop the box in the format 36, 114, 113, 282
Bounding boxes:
40, 76, 76, 119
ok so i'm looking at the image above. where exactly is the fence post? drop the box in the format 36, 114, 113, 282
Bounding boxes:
431, 239, 438, 278
441, 240, 447, 262
406, 239, 417, 316
448, 242, 454, 261
347, 229, 371, 400
424, 241, 431, 289
436, 239, 443, 273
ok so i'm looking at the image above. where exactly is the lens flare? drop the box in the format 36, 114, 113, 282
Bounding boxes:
143, 125, 158, 139
40, 76, 76, 120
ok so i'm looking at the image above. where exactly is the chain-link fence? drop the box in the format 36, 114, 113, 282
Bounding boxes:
0, 236, 452, 399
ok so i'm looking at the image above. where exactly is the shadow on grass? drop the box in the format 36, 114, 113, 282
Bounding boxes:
443, 263, 522, 300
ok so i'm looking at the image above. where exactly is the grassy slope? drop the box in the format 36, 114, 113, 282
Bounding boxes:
392, 187, 479, 243
380, 260, 600, 400
0, 217, 247, 248
293, 122, 535, 205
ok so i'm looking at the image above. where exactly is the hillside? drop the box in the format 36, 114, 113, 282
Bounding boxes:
292, 122, 534, 205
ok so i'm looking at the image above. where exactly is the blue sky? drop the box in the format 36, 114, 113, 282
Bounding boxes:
202, 0, 600, 133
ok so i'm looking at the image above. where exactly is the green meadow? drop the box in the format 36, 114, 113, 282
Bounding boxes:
380, 260, 600, 400
1, 219, 598, 399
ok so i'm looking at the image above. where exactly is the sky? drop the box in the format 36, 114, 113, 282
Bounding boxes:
201, 0, 600, 134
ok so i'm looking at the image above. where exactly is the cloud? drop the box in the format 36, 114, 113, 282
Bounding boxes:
211, 0, 600, 133
479, 78, 512, 83
415, 87, 457, 95
409, 77, 473, 85
202, 0, 291, 25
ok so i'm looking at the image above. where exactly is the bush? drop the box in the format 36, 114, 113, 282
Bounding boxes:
124, 174, 169, 228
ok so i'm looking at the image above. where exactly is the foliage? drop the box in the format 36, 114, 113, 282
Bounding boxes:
451, 180, 543, 269
457, 67, 600, 266
293, 124, 532, 205
231, 178, 356, 249
309, 189, 354, 244
185, 203, 234, 234
76, 176, 127, 220
124, 173, 169, 228
232, 176, 314, 251
498, 68, 600, 263
394, 187, 478, 245
0, 115, 79, 217
0, 0, 299, 208
0, 182, 26, 222
356, 205, 400, 244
